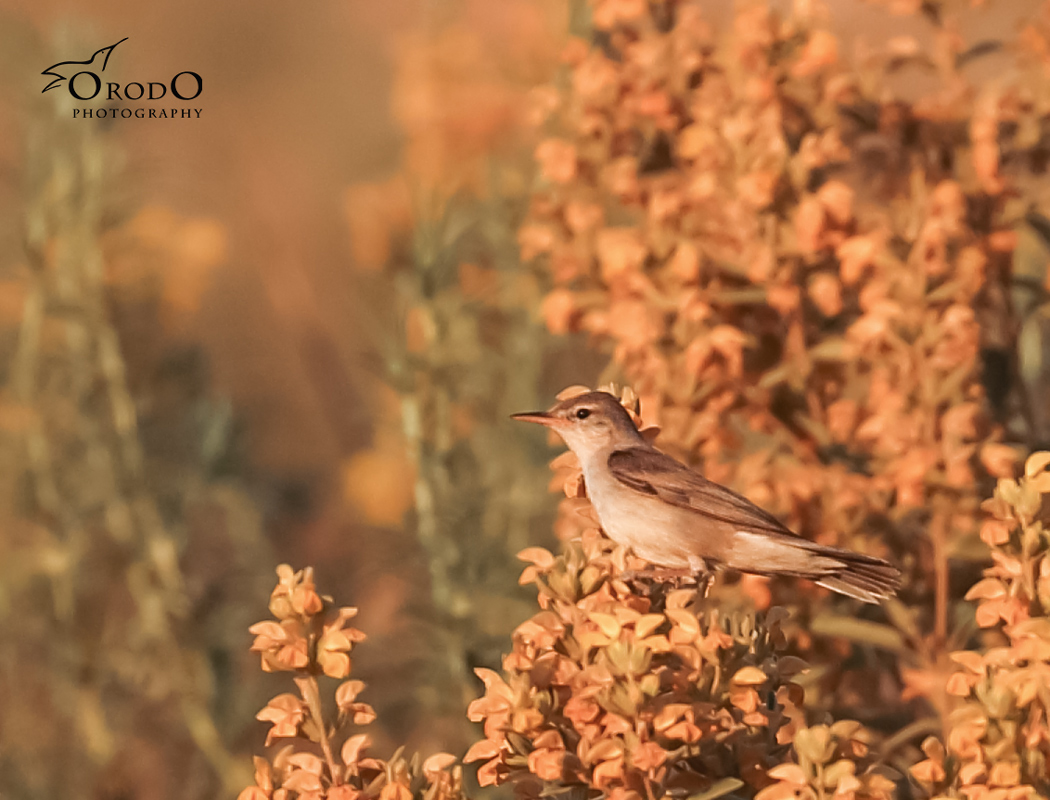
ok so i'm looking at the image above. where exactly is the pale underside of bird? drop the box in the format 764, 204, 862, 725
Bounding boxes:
513, 391, 901, 604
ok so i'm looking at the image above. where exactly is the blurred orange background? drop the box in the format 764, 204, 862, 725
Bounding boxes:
0, 0, 1046, 798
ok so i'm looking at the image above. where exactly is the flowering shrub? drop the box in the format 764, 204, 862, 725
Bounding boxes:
464, 532, 895, 800
241, 446, 1050, 800
339, 0, 575, 747
519, 0, 1042, 615
240, 566, 465, 800
321, 2, 1050, 798
1, 69, 260, 800
514, 0, 1050, 741
909, 452, 1050, 799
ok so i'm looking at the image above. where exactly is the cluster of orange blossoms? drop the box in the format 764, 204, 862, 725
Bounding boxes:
463, 533, 895, 800
240, 566, 464, 800
240, 440, 1050, 800
237, 2, 1050, 800
908, 454, 1050, 799
518, 0, 1043, 621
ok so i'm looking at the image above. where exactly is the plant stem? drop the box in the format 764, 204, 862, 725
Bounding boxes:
303, 675, 342, 786
931, 503, 949, 645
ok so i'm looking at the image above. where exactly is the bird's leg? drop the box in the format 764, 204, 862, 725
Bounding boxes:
620, 559, 714, 593
619, 567, 692, 584
687, 555, 714, 598
699, 574, 714, 598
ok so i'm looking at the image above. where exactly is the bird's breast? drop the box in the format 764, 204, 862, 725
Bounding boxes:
581, 459, 696, 569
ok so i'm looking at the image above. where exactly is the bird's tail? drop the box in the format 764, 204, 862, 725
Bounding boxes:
727, 531, 901, 603
811, 547, 901, 604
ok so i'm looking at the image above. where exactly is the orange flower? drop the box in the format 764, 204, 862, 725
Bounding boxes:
792, 30, 839, 77
518, 223, 556, 261
604, 157, 640, 200
536, 139, 578, 184
816, 180, 854, 226
942, 402, 979, 440
737, 170, 778, 209
542, 289, 578, 335
826, 399, 858, 441
910, 758, 946, 785
249, 620, 309, 672
574, 53, 620, 106
422, 753, 458, 782
565, 201, 604, 234
464, 739, 501, 764
979, 519, 1012, 546
596, 228, 648, 282
609, 301, 661, 352
379, 782, 412, 800
981, 443, 1018, 479
527, 748, 566, 780
807, 273, 843, 317
629, 741, 666, 772
592, 0, 648, 29
767, 284, 801, 315
342, 733, 372, 767
836, 234, 879, 285
335, 680, 376, 725
796, 196, 826, 254
669, 241, 700, 283
256, 694, 304, 745
930, 180, 966, 233
592, 755, 625, 789
973, 139, 1002, 195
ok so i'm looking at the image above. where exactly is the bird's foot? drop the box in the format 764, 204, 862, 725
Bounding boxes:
698, 572, 713, 598
619, 567, 690, 582
619, 567, 714, 595
687, 556, 714, 598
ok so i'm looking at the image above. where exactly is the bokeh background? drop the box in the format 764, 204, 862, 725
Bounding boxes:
2, 1, 1050, 799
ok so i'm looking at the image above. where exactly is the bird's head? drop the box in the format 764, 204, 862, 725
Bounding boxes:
512, 391, 643, 456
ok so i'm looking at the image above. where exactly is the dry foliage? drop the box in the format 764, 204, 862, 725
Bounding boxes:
0, 39, 270, 800
496, 0, 1050, 796
339, 0, 583, 746
514, 0, 1050, 746
240, 448, 1050, 800
316, 1, 1050, 799
909, 453, 1050, 800
464, 533, 894, 800
520, 0, 1035, 605
239, 566, 466, 800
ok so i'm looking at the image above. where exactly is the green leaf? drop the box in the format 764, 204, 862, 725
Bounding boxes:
956, 39, 1003, 68
808, 337, 849, 361
810, 614, 908, 655
882, 598, 921, 642
687, 778, 745, 800
758, 363, 794, 389
792, 412, 831, 447
710, 288, 768, 305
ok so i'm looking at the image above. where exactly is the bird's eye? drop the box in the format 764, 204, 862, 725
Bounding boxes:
575, 408, 591, 420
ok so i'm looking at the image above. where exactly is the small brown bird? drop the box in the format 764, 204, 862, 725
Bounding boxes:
513, 391, 900, 603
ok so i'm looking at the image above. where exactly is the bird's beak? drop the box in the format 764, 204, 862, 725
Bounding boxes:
511, 410, 566, 428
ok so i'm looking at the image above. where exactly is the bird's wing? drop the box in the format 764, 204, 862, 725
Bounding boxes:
606, 446, 792, 535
